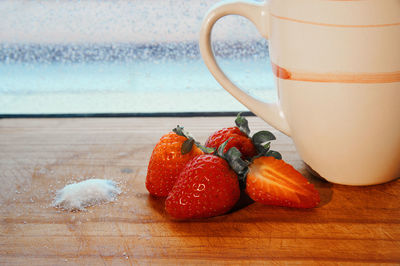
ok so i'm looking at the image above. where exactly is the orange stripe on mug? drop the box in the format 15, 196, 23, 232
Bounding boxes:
270, 14, 400, 28
271, 63, 400, 84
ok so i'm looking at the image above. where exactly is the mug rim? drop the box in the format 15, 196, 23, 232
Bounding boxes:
268, 0, 400, 27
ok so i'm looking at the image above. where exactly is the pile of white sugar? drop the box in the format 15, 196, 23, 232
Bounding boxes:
53, 179, 121, 211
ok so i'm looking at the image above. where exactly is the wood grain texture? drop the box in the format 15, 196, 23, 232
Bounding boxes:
0, 117, 399, 265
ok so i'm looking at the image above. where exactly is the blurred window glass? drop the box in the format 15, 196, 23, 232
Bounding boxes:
0, 0, 274, 115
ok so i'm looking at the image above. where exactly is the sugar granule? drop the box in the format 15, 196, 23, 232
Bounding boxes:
53, 179, 121, 211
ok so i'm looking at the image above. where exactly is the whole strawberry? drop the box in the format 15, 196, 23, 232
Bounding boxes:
146, 126, 210, 197
206, 126, 256, 159
165, 153, 240, 219
205, 113, 281, 160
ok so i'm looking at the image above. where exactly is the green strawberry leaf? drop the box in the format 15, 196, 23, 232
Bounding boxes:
216, 139, 252, 190
252, 130, 276, 145
217, 140, 248, 171
174, 125, 213, 154
172, 125, 185, 136
224, 147, 250, 189
254, 141, 270, 155
181, 138, 195, 154
196, 144, 215, 154
264, 142, 271, 150
173, 125, 194, 140
225, 146, 241, 161
217, 138, 230, 158
235, 112, 251, 136
225, 147, 249, 174
266, 150, 282, 160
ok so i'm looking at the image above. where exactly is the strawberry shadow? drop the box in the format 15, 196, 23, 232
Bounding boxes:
302, 164, 333, 207
145, 165, 333, 222
146, 194, 166, 216
145, 191, 252, 220
227, 190, 254, 214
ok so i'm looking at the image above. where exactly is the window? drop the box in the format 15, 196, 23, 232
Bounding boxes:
0, 0, 275, 115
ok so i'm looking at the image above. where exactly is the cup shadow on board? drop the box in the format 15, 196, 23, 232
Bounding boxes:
303, 164, 334, 207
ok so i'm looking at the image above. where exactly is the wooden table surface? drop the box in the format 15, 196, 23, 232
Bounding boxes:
1, 116, 399, 265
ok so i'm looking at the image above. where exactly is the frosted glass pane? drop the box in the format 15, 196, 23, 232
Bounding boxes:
0, 0, 275, 115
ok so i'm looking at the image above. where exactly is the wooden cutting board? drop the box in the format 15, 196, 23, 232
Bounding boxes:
1, 116, 399, 265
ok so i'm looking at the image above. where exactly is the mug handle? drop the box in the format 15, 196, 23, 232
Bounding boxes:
199, 0, 291, 136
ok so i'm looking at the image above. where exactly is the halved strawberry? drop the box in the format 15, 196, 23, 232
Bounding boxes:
245, 156, 320, 208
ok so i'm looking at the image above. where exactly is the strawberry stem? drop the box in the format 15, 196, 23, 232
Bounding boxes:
173, 125, 192, 139
173, 125, 215, 155
217, 139, 250, 190
235, 112, 251, 136
252, 130, 276, 144
234, 113, 282, 160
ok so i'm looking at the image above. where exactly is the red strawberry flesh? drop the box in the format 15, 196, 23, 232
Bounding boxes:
246, 156, 320, 208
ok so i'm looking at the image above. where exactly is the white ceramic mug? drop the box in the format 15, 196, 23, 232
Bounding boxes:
200, 0, 400, 185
